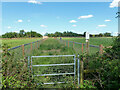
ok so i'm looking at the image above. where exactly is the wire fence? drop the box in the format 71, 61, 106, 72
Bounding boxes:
7, 39, 43, 60
58, 39, 103, 55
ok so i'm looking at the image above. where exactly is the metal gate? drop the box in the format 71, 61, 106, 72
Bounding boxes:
28, 55, 76, 85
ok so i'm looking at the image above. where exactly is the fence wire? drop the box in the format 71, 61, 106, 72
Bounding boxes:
7, 40, 42, 60
58, 39, 100, 55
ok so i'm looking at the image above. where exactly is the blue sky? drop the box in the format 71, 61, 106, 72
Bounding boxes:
2, 1, 118, 36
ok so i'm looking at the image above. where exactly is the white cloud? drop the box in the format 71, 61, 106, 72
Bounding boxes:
28, 0, 42, 4
78, 15, 93, 19
72, 25, 77, 27
40, 25, 47, 27
98, 25, 107, 27
7, 26, 11, 29
18, 20, 23, 22
105, 20, 111, 22
109, 0, 120, 8
69, 20, 77, 23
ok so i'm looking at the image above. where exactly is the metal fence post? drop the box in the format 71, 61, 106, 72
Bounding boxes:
22, 44, 24, 57
28, 56, 30, 69
74, 55, 76, 82
31, 57, 33, 74
78, 54, 80, 87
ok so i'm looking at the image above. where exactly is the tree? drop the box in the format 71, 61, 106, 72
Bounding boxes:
104, 32, 111, 37
19, 30, 25, 37
98, 33, 104, 37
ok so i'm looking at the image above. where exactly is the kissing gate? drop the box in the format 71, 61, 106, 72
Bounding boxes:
28, 55, 80, 86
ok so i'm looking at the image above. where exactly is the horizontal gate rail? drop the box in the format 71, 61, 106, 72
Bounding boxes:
32, 63, 74, 67
34, 73, 75, 76
31, 55, 75, 58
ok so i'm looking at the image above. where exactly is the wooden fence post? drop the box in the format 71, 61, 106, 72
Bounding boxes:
31, 43, 32, 52
68, 41, 69, 48
65, 42, 66, 46
73, 42, 74, 48
80, 56, 84, 85
86, 40, 89, 55
35, 42, 37, 49
22, 44, 24, 57
99, 44, 103, 55
82, 43, 83, 54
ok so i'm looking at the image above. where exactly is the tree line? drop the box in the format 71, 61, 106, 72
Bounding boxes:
2, 30, 42, 38
46, 31, 112, 37
1, 30, 112, 38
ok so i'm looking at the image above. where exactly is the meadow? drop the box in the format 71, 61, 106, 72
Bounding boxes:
2, 37, 119, 88
1, 38, 42, 48
62, 37, 113, 47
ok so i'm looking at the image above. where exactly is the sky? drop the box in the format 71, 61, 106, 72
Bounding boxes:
1, 0, 119, 36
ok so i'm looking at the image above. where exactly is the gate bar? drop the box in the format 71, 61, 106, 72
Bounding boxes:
31, 55, 75, 58
32, 63, 74, 67
34, 72, 74, 76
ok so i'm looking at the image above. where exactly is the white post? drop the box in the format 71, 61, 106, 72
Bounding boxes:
86, 32, 89, 54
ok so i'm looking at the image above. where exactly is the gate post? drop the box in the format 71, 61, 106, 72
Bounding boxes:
74, 55, 76, 82
80, 56, 84, 85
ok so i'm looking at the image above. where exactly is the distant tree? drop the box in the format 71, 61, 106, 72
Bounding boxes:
19, 30, 25, 37
44, 32, 48, 36
2, 30, 42, 38
104, 32, 111, 37
83, 32, 86, 37
98, 33, 104, 37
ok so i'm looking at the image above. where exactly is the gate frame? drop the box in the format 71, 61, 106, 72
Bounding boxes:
28, 55, 76, 85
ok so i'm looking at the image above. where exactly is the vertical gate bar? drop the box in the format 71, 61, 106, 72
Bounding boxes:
74, 55, 76, 82
78, 54, 80, 86
31, 57, 33, 73
28, 56, 30, 69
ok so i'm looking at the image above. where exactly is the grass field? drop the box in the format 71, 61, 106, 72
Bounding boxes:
62, 37, 113, 47
1, 38, 42, 48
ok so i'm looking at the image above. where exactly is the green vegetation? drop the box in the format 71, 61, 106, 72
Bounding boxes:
47, 31, 112, 37
2, 30, 42, 38
1, 37, 120, 89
